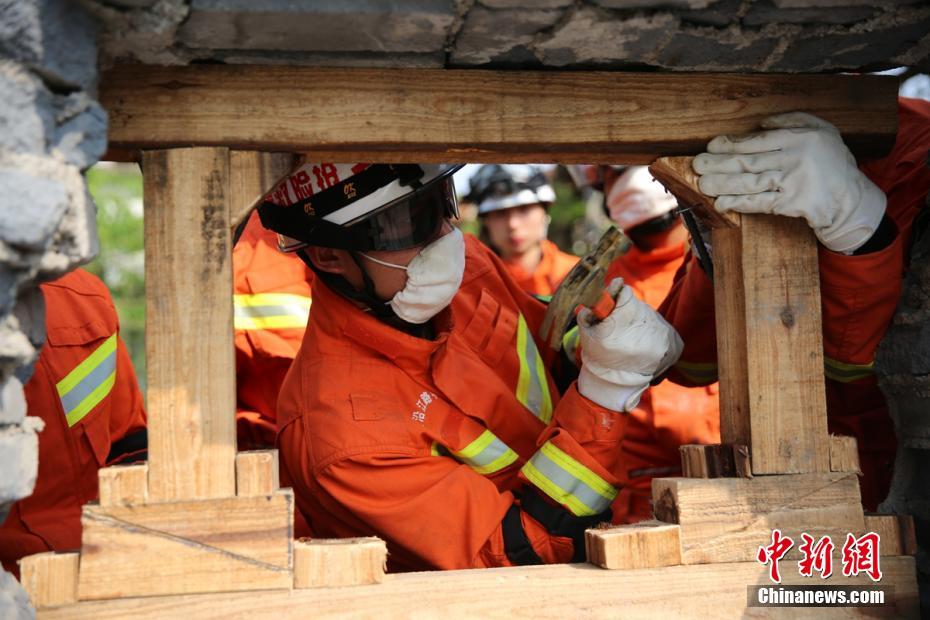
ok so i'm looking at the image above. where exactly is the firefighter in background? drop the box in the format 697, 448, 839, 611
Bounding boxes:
0, 269, 146, 576
661, 101, 930, 511
571, 165, 720, 522
257, 161, 683, 570
468, 164, 578, 296
233, 209, 313, 451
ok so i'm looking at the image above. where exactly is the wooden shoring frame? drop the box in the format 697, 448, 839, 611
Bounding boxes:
24, 66, 918, 618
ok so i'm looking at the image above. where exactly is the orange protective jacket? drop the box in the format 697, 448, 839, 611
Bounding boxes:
502, 239, 578, 296
606, 241, 720, 522
0, 269, 146, 576
278, 234, 627, 571
659, 98, 930, 510
233, 210, 313, 450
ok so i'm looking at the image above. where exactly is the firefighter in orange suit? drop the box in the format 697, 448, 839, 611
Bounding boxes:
570, 165, 721, 522
233, 209, 313, 451
256, 162, 683, 571
0, 269, 146, 576
660, 99, 930, 511
468, 164, 578, 296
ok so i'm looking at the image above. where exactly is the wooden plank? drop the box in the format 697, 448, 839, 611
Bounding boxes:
98, 463, 148, 507
830, 435, 861, 473
229, 151, 295, 233
679, 444, 751, 479
19, 552, 78, 608
649, 157, 731, 229
77, 491, 293, 600
652, 473, 865, 565
101, 66, 897, 163
40, 557, 919, 619
236, 450, 280, 497
293, 538, 387, 588
143, 148, 236, 502
585, 521, 681, 570
865, 514, 918, 556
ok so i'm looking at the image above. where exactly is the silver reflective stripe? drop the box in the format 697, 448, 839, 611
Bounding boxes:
233, 293, 311, 330
516, 314, 553, 424
521, 441, 617, 517
452, 429, 519, 475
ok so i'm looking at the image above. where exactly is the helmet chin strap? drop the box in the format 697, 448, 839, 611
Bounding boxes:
296, 249, 397, 320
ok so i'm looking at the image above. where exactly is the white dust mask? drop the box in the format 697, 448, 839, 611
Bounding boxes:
360, 227, 465, 324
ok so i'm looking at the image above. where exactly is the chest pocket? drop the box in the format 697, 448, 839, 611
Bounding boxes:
45, 321, 117, 466
460, 288, 517, 368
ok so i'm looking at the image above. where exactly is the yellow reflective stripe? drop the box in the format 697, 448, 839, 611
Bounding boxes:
55, 333, 117, 396
65, 372, 116, 427
824, 357, 874, 383
233, 293, 311, 330
561, 326, 581, 366
452, 429, 519, 475
515, 314, 553, 423
674, 360, 718, 384
430, 442, 442, 457
521, 441, 617, 517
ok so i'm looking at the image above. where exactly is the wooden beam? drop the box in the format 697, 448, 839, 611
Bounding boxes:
293, 538, 387, 588
652, 473, 864, 565
585, 522, 681, 570
235, 450, 280, 497
39, 557, 919, 619
229, 151, 295, 233
143, 148, 236, 502
98, 463, 148, 507
101, 66, 898, 163
19, 552, 78, 609
77, 491, 293, 600
865, 514, 918, 556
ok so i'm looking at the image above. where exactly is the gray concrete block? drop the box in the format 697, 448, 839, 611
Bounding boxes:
0, 0, 98, 91
0, 318, 39, 386
51, 93, 108, 170
0, 569, 34, 620
480, 0, 571, 7
205, 49, 446, 68
0, 62, 52, 156
0, 378, 26, 426
657, 30, 780, 70
86, 0, 191, 66
451, 5, 561, 65
774, 0, 919, 7
535, 7, 675, 66
593, 0, 717, 9
678, 0, 742, 27
177, 0, 456, 54
744, 5, 877, 26
0, 417, 43, 504
0, 169, 68, 251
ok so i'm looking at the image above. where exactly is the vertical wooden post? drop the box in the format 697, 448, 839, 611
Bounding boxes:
143, 147, 236, 501
229, 151, 296, 232
711, 213, 830, 474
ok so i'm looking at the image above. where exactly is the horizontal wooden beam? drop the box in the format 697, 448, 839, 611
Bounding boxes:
100, 66, 898, 164
39, 557, 918, 619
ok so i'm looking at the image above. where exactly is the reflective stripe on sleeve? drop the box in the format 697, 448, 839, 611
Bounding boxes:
561, 326, 581, 366
452, 429, 519, 475
824, 357, 874, 383
56, 333, 118, 427
515, 314, 553, 424
674, 360, 718, 384
234, 293, 311, 330
521, 440, 617, 517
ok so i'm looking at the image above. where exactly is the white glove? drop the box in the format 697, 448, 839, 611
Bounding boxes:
693, 112, 886, 254
577, 278, 683, 412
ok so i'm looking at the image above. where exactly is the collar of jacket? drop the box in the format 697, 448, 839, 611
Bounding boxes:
309, 273, 454, 371
624, 240, 686, 269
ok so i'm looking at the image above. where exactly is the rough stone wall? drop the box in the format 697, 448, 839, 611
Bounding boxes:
83, 0, 929, 73
0, 1, 105, 617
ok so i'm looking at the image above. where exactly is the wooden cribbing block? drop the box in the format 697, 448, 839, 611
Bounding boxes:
294, 538, 387, 588
679, 444, 751, 479
652, 473, 864, 565
18, 552, 78, 608
830, 435, 861, 473
865, 514, 918, 556
144, 148, 237, 502
98, 463, 148, 507
77, 491, 294, 599
650, 156, 830, 475
585, 521, 681, 570
236, 450, 280, 497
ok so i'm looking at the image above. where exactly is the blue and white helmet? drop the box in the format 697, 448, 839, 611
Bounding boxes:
467, 165, 556, 216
